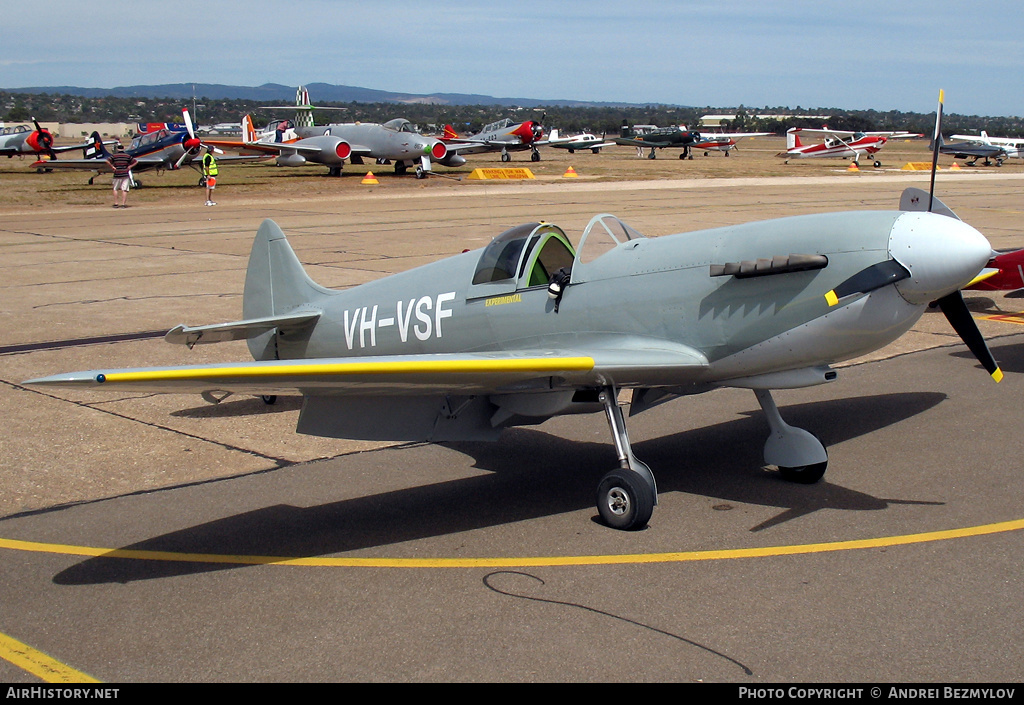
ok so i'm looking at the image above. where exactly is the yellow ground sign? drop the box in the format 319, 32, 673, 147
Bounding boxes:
467, 168, 536, 180
901, 162, 939, 171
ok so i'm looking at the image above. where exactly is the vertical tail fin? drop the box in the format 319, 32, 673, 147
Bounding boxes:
242, 115, 257, 143
84, 132, 110, 160
787, 128, 802, 150
243, 219, 332, 359
442, 124, 459, 139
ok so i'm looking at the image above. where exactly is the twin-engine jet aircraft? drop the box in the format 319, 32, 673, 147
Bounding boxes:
303, 118, 467, 178
778, 127, 920, 167
204, 115, 355, 176
26, 186, 1000, 531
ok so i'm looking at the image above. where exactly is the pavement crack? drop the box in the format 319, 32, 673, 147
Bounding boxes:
482, 570, 753, 676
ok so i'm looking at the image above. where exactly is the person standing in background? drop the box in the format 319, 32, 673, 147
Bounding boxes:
203, 146, 219, 206
106, 143, 138, 208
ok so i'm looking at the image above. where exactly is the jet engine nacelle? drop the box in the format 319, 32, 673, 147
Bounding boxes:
426, 141, 464, 167
438, 153, 466, 167
298, 135, 352, 166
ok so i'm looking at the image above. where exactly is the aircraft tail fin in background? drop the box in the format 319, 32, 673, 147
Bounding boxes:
442, 124, 459, 140
786, 129, 802, 150
242, 115, 257, 143
84, 131, 110, 160
243, 219, 333, 360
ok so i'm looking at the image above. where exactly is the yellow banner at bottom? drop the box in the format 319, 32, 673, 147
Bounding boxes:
467, 168, 536, 180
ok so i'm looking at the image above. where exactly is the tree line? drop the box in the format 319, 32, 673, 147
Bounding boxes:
3, 91, 1022, 137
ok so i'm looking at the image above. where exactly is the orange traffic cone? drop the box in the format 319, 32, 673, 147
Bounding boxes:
847, 162, 860, 172
362, 172, 379, 185
563, 166, 578, 178
950, 162, 961, 170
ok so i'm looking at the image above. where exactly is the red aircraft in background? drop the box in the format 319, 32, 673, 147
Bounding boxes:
778, 127, 920, 167
968, 249, 1024, 293
1, 118, 94, 160
440, 116, 546, 162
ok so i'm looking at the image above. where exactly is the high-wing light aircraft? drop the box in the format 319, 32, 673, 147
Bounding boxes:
942, 131, 1023, 166
614, 122, 704, 159
779, 127, 920, 167
1, 119, 94, 160
545, 130, 616, 154
26, 184, 1001, 531
33, 109, 266, 185
441, 116, 546, 162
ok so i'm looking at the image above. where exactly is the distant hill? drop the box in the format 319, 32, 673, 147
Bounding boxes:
2, 82, 655, 108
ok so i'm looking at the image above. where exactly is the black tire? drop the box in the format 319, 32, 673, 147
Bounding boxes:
501, 153, 511, 162
261, 395, 277, 405
596, 470, 654, 530
778, 461, 827, 484
531, 151, 540, 162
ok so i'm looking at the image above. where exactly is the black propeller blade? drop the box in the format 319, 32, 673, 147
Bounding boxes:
926, 89, 1001, 383
936, 291, 1003, 381
928, 90, 944, 213
825, 259, 910, 306
33, 118, 56, 159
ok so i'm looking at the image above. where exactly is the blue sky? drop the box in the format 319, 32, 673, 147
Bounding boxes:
3, 0, 1022, 116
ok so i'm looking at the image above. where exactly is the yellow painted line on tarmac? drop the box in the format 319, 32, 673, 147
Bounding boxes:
2, 517, 1022, 569
0, 631, 99, 683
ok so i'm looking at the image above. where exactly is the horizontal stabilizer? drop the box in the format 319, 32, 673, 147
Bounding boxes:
164, 311, 321, 346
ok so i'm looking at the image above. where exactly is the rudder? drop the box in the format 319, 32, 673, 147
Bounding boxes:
243, 219, 332, 359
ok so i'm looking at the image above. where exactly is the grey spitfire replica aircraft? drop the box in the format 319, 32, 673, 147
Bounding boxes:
25, 189, 1001, 531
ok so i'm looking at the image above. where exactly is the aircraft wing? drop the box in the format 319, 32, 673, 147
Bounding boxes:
941, 142, 1005, 158
612, 137, 676, 148
548, 140, 616, 150
30, 157, 164, 172
24, 341, 709, 396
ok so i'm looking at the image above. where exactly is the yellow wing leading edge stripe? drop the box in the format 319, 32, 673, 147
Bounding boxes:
98, 356, 596, 384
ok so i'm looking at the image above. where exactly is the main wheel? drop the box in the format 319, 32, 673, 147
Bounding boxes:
596, 469, 654, 530
778, 461, 827, 484
501, 153, 511, 162
530, 151, 540, 162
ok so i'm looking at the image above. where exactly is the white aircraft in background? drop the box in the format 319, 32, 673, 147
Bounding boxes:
545, 129, 616, 154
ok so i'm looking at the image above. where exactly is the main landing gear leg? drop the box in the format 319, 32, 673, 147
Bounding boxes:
753, 389, 828, 484
596, 386, 657, 530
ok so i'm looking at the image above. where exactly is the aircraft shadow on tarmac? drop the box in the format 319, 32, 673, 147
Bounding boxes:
53, 391, 945, 585
171, 395, 303, 418
952, 337, 1024, 374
